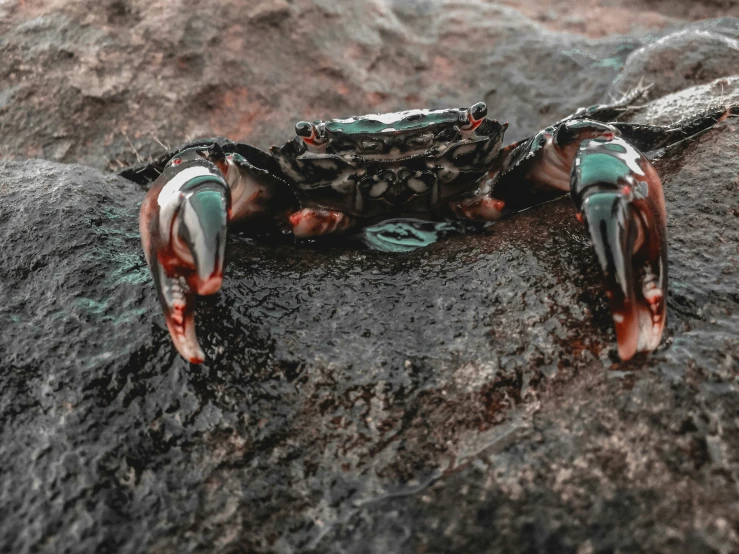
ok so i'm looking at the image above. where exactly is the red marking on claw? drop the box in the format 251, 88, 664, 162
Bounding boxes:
576, 212, 583, 223
289, 211, 305, 227
172, 158, 182, 166
196, 274, 223, 296
214, 159, 228, 175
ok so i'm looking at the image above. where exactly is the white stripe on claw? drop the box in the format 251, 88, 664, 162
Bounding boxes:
158, 165, 220, 208
157, 165, 224, 244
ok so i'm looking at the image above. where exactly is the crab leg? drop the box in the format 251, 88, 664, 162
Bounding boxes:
448, 172, 508, 221
288, 208, 356, 238
611, 104, 739, 151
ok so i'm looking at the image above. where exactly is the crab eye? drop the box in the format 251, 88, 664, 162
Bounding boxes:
460, 102, 488, 131
468, 102, 487, 122
170, 158, 182, 166
295, 121, 316, 139
296, 121, 327, 147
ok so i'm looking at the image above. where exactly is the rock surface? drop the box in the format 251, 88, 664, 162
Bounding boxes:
608, 22, 739, 99
0, 0, 735, 168
0, 1, 738, 553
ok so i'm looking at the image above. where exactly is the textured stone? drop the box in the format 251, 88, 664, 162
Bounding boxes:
0, 0, 732, 170
636, 76, 739, 126
1, 117, 738, 554
609, 20, 739, 99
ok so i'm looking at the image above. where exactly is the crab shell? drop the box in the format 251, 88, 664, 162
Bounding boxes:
270, 106, 507, 217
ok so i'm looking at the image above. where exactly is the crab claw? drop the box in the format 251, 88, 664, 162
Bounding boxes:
573, 137, 667, 360
140, 150, 230, 363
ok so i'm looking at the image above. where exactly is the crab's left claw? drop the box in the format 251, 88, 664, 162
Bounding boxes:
571, 136, 667, 360
140, 150, 230, 363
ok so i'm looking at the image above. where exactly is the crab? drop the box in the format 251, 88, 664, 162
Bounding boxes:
122, 92, 737, 364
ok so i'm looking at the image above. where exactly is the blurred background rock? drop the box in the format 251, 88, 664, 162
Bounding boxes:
0, 0, 736, 167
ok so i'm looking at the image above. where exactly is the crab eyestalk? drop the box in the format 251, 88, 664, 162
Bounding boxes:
140, 150, 230, 363
295, 120, 327, 151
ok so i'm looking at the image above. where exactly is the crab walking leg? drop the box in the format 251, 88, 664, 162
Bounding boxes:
140, 150, 230, 363
523, 119, 667, 360
288, 208, 356, 238
448, 173, 508, 221
449, 196, 507, 221
612, 104, 739, 152
218, 151, 291, 222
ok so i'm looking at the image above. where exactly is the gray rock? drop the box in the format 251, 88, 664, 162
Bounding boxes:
1, 114, 738, 553
0, 1, 721, 169
609, 19, 739, 100
635, 76, 739, 126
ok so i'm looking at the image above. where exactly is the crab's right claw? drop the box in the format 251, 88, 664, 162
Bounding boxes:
572, 137, 667, 361
139, 151, 230, 364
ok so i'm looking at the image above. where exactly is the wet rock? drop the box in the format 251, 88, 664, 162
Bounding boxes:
0, 156, 609, 553
609, 20, 739, 99
309, 118, 739, 554
1, 118, 738, 553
